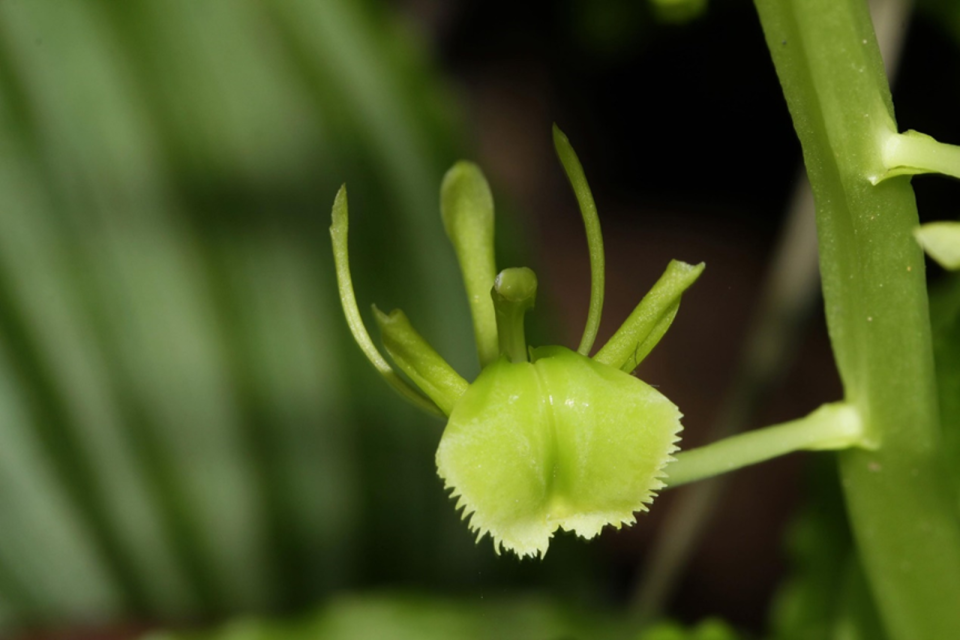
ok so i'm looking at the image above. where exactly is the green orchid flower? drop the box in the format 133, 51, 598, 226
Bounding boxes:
330, 125, 704, 558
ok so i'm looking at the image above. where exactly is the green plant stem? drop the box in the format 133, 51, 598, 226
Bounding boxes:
634, 0, 915, 615
553, 125, 604, 356
754, 0, 960, 637
664, 403, 863, 489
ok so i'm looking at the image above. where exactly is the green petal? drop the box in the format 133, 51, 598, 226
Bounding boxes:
435, 346, 682, 557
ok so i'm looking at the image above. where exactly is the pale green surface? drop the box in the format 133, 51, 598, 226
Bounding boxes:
664, 403, 864, 489
330, 187, 443, 416
374, 307, 467, 416
553, 125, 605, 357
436, 346, 681, 558
594, 261, 704, 372
914, 222, 960, 271
440, 162, 500, 367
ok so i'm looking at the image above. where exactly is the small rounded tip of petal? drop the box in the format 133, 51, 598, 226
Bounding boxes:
551, 123, 567, 144
330, 184, 349, 231
334, 183, 347, 209
440, 161, 494, 237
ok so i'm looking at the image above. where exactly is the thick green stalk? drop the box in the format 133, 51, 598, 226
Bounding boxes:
753, 1, 960, 638
664, 403, 863, 489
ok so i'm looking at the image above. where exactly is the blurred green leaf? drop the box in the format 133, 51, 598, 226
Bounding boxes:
148, 593, 742, 640
829, 559, 888, 640
149, 593, 627, 640
0, 0, 489, 630
639, 618, 739, 640
930, 273, 960, 493
769, 459, 884, 640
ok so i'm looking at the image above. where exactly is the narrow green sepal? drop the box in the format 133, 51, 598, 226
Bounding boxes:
914, 222, 960, 271
374, 306, 469, 416
553, 125, 605, 356
329, 185, 444, 417
594, 260, 705, 372
874, 130, 960, 185
492, 267, 538, 363
441, 162, 500, 368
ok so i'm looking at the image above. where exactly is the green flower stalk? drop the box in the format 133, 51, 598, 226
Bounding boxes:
331, 127, 703, 557
753, 0, 960, 636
